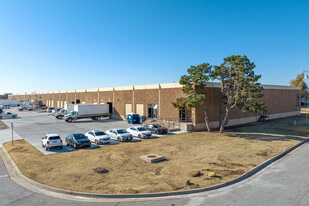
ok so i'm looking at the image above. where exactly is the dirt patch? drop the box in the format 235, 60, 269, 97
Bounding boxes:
4, 115, 309, 194
208, 162, 244, 168
93, 167, 109, 174
0, 121, 8, 130
120, 188, 139, 194
155, 167, 163, 175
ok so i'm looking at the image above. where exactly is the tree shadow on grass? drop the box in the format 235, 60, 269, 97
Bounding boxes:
227, 133, 306, 142
226, 116, 308, 142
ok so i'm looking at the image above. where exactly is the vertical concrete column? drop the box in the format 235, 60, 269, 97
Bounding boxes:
132, 86, 135, 113
158, 84, 161, 117
97, 88, 100, 104
66, 91, 68, 104
112, 87, 115, 115
59, 91, 61, 108
74, 90, 77, 104
53, 92, 55, 107
85, 89, 87, 103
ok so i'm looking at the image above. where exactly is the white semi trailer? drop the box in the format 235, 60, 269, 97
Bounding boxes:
64, 104, 110, 122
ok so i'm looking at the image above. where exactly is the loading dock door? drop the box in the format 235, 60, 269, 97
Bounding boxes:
136, 104, 144, 116
125, 103, 132, 115
107, 102, 113, 114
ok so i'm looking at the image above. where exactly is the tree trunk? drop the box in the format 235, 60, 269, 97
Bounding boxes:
203, 103, 211, 132
219, 107, 230, 133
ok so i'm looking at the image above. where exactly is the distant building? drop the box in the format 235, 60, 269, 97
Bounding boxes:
0, 93, 12, 100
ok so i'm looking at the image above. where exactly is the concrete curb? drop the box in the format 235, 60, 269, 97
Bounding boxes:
1, 137, 308, 199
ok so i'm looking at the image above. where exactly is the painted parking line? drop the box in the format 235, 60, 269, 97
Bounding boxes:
0, 175, 9, 178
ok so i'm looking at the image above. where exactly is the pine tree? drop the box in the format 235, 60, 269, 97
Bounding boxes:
213, 55, 267, 133
172, 63, 212, 132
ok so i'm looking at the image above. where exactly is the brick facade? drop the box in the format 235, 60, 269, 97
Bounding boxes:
8, 83, 301, 130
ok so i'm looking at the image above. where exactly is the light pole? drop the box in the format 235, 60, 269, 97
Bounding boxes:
303, 70, 309, 124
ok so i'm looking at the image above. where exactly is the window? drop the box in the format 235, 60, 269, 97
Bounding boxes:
117, 129, 127, 134
95, 131, 106, 136
137, 127, 146, 131
49, 136, 60, 140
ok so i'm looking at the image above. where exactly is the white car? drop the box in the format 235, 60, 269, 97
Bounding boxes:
106, 129, 133, 142
85, 130, 111, 144
0, 112, 17, 119
41, 134, 63, 151
127, 126, 152, 138
46, 107, 55, 113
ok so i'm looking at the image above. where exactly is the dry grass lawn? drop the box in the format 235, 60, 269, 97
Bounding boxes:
4, 115, 309, 194
301, 107, 309, 114
0, 120, 9, 130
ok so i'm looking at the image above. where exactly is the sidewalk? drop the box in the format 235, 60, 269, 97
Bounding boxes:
0, 126, 22, 147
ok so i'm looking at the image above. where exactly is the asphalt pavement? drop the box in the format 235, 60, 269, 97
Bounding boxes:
0, 108, 184, 154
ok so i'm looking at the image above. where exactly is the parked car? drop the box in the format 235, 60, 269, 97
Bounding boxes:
85, 130, 111, 144
52, 108, 61, 114
28, 106, 35, 111
65, 133, 91, 149
18, 106, 27, 111
41, 134, 63, 151
46, 107, 55, 113
0, 108, 2, 114
106, 129, 133, 142
127, 126, 152, 138
3, 105, 10, 109
0, 112, 17, 119
144, 124, 168, 134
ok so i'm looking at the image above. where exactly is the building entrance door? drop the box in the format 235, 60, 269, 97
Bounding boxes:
148, 104, 157, 118
179, 109, 186, 121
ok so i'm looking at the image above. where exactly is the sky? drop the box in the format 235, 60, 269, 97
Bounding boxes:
0, 0, 308, 94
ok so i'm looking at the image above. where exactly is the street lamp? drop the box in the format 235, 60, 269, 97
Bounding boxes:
303, 70, 309, 124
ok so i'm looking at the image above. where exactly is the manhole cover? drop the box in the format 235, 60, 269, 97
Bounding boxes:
147, 155, 157, 158
140, 154, 165, 163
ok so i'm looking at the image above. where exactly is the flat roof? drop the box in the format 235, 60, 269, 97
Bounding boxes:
9, 82, 300, 95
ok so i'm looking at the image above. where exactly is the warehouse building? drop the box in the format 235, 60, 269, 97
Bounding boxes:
8, 82, 301, 131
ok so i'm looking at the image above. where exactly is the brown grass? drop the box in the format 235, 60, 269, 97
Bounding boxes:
0, 121, 9, 130
301, 107, 309, 114
4, 115, 309, 194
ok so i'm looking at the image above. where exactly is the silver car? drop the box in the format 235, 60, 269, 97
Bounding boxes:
0, 112, 17, 119
85, 130, 111, 144
106, 129, 133, 142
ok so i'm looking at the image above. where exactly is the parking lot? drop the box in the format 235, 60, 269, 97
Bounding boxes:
1, 108, 182, 154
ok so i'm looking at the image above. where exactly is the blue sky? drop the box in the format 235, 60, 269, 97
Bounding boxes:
0, 0, 308, 94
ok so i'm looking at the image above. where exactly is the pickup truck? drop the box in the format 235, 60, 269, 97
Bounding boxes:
54, 109, 68, 119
